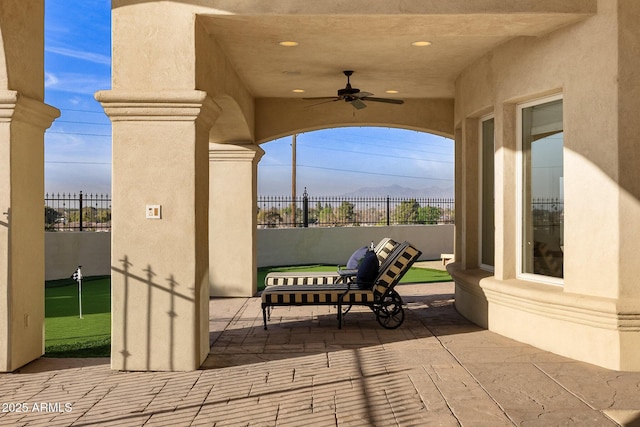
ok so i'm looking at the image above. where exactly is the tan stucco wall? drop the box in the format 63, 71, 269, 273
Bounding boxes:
0, 1, 59, 372
97, 90, 218, 371
44, 226, 452, 280
255, 98, 455, 143
209, 142, 263, 297
0, 1, 45, 98
452, 0, 640, 370
616, 0, 640, 301
257, 225, 453, 268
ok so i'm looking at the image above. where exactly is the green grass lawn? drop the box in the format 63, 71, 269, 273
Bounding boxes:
45, 276, 111, 357
45, 265, 450, 357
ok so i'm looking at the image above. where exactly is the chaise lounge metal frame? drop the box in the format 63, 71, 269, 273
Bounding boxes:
261, 241, 421, 330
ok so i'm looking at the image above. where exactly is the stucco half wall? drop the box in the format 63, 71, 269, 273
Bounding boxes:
257, 225, 453, 268
45, 232, 111, 281
43, 225, 454, 285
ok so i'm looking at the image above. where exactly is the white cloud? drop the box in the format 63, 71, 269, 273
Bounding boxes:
44, 72, 59, 87
45, 72, 111, 95
46, 46, 111, 66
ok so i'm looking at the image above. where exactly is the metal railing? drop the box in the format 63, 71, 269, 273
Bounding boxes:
45, 191, 111, 231
258, 190, 455, 228
43, 190, 460, 231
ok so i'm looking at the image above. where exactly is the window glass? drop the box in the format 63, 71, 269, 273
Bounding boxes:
521, 99, 563, 279
481, 118, 495, 268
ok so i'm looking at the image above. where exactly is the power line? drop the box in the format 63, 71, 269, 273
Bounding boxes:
46, 161, 111, 165
55, 120, 110, 126
299, 133, 454, 156
301, 144, 454, 164
59, 108, 106, 114
261, 163, 453, 182
47, 131, 111, 137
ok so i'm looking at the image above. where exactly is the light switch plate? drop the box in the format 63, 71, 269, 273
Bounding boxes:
146, 204, 161, 219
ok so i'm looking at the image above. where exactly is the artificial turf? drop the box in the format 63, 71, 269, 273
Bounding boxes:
45, 276, 111, 357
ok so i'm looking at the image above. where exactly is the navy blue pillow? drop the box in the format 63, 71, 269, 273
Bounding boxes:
346, 246, 369, 269
356, 250, 379, 289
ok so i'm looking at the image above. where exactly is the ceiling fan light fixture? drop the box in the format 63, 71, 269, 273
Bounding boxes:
292, 89, 305, 93
411, 41, 432, 47
278, 41, 299, 47
385, 90, 399, 94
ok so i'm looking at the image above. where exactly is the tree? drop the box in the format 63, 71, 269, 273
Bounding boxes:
257, 207, 282, 228
394, 199, 420, 224
317, 204, 336, 225
417, 206, 442, 224
337, 201, 356, 224
44, 206, 61, 231
97, 208, 111, 223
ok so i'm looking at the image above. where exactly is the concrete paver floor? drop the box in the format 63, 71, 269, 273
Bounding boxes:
1, 281, 640, 426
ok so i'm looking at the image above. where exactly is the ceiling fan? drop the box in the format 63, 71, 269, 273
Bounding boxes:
304, 70, 404, 110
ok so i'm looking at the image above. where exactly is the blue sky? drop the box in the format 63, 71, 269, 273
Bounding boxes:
44, 1, 454, 197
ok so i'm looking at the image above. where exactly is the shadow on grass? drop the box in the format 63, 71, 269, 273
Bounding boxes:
45, 339, 111, 358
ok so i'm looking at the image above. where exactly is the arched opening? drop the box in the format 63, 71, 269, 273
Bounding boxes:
258, 126, 454, 198
255, 126, 455, 269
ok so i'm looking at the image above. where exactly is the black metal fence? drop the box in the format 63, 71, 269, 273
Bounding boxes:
45, 191, 111, 231
258, 190, 455, 228
44, 191, 458, 231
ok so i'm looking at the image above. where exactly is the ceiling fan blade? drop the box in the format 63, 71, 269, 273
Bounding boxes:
303, 97, 340, 100
352, 91, 373, 99
350, 99, 367, 110
361, 97, 404, 105
304, 98, 342, 108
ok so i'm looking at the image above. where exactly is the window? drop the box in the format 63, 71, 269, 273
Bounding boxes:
480, 117, 495, 269
518, 96, 564, 282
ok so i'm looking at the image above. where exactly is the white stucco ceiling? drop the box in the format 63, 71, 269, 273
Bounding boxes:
199, 2, 595, 101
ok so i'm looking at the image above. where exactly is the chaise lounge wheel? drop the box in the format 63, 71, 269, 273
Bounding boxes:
375, 290, 404, 329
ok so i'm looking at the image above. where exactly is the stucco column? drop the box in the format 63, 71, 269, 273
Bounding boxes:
96, 90, 220, 371
457, 119, 479, 269
0, 92, 59, 371
209, 142, 264, 297
493, 104, 517, 280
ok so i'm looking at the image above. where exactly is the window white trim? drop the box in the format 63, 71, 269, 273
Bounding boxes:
516, 93, 564, 286
479, 113, 495, 272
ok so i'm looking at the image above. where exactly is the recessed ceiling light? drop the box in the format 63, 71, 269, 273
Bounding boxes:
385, 90, 399, 94
411, 41, 432, 47
292, 89, 305, 93
279, 41, 299, 47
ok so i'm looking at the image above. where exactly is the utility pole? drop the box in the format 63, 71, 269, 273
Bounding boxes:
292, 134, 297, 226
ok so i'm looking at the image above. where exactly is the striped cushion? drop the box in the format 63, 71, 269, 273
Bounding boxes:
261, 242, 421, 307
373, 243, 420, 295
264, 238, 399, 287
374, 238, 398, 263
261, 284, 374, 305
265, 272, 341, 286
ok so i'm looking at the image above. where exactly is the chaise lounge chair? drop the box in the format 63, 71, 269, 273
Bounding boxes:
261, 241, 421, 330
264, 237, 399, 286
